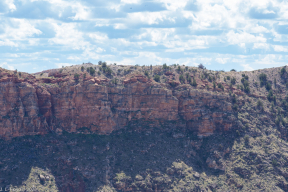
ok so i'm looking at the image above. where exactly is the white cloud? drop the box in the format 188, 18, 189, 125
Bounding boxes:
0, 0, 288, 73
226, 31, 266, 48
241, 64, 253, 71
215, 58, 229, 64
121, 0, 141, 4
0, 62, 15, 70
273, 45, 288, 52
4, 0, 16, 12
49, 22, 89, 50
253, 43, 270, 50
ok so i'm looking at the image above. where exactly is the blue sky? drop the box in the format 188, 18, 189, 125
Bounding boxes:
0, 0, 288, 73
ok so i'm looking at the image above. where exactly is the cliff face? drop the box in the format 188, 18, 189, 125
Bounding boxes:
0, 73, 235, 139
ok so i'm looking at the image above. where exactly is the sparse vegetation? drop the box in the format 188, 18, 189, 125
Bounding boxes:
198, 63, 205, 69
154, 75, 160, 82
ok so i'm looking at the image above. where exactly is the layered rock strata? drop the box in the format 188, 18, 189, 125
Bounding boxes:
0, 74, 235, 139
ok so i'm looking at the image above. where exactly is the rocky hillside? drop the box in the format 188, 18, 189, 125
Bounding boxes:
1, 63, 288, 191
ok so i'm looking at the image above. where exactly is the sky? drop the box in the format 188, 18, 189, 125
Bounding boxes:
0, 0, 288, 73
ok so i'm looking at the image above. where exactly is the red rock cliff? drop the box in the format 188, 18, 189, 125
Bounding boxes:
0, 73, 235, 139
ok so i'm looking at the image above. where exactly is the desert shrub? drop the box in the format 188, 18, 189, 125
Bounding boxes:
105, 67, 112, 75
257, 100, 263, 108
98, 61, 102, 65
81, 66, 84, 72
177, 66, 183, 73
144, 71, 149, 77
259, 73, 267, 87
186, 73, 192, 83
231, 94, 237, 103
213, 81, 216, 89
231, 77, 236, 85
89, 67, 95, 76
163, 63, 170, 70
198, 63, 205, 69
191, 78, 197, 87
179, 75, 185, 84
232, 104, 238, 111
230, 69, 236, 72
218, 83, 224, 90
74, 73, 80, 80
281, 67, 286, 76
102, 62, 107, 68
111, 78, 118, 85
266, 82, 272, 90
154, 75, 160, 82
208, 76, 212, 82
97, 71, 101, 75
244, 135, 249, 145
267, 90, 276, 102
226, 76, 230, 80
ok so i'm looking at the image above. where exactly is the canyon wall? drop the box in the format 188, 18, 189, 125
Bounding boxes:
0, 74, 236, 139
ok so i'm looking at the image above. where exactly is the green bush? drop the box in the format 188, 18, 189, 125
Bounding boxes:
259, 73, 267, 87
89, 67, 95, 76
112, 78, 118, 85
218, 83, 224, 90
74, 73, 80, 80
163, 63, 170, 70
144, 71, 149, 77
208, 76, 212, 82
230, 69, 236, 72
102, 62, 107, 68
257, 100, 263, 108
191, 78, 197, 87
154, 75, 160, 82
265, 82, 272, 90
267, 90, 276, 102
231, 94, 237, 103
213, 81, 216, 89
226, 76, 230, 80
232, 104, 238, 111
81, 66, 84, 72
241, 79, 250, 93
281, 67, 286, 76
231, 77, 236, 85
179, 75, 185, 84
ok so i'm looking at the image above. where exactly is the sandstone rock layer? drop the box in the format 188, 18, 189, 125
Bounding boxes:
0, 75, 235, 139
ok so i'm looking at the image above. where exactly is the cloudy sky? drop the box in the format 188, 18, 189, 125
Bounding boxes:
0, 0, 288, 73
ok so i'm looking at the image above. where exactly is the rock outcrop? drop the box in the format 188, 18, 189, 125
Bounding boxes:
0, 72, 236, 139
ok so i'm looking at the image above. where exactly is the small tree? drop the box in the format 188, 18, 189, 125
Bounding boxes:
81, 66, 84, 72
281, 67, 286, 76
154, 75, 160, 82
179, 74, 185, 84
89, 67, 95, 76
191, 78, 197, 87
74, 73, 80, 80
98, 61, 102, 65
102, 62, 107, 68
198, 63, 205, 69
231, 77, 236, 85
218, 83, 224, 90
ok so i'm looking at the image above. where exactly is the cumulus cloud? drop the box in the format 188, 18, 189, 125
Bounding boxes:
0, 0, 288, 73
